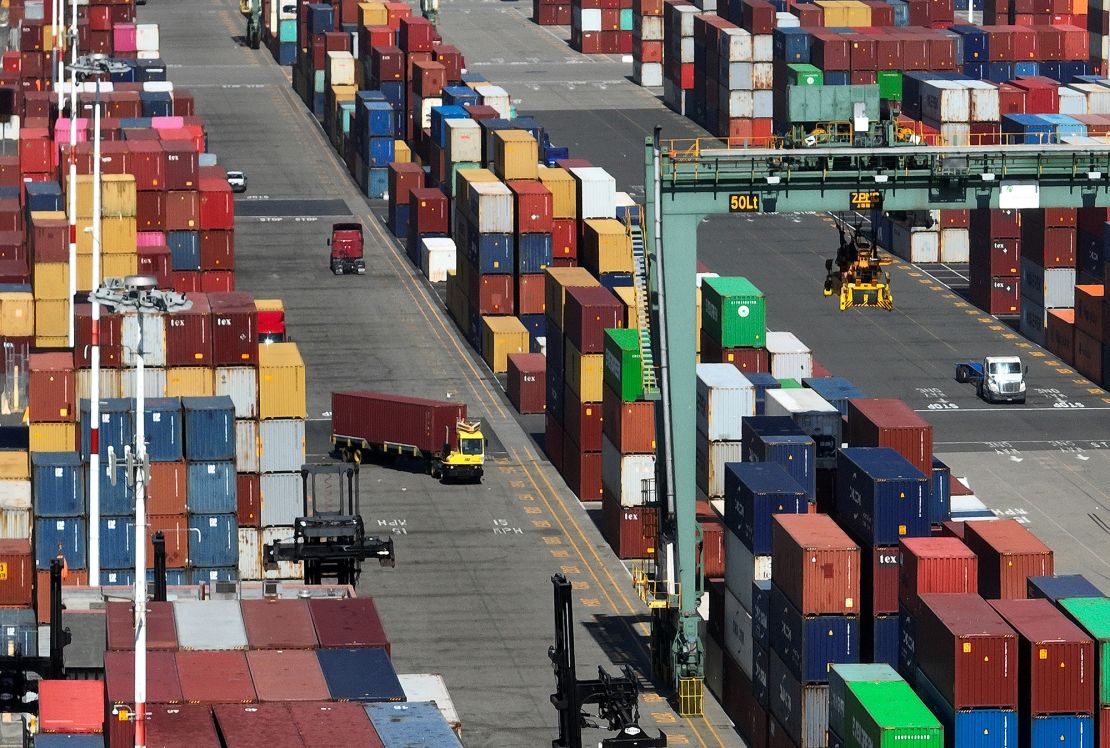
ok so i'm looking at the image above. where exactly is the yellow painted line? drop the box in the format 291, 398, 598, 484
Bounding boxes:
908, 271, 923, 277
953, 301, 968, 308
918, 278, 931, 284
1029, 351, 1045, 357
965, 309, 979, 315
1044, 360, 1059, 366
1089, 388, 1104, 395
1103, 397, 1110, 404
978, 317, 992, 323
930, 285, 942, 291
1002, 333, 1018, 339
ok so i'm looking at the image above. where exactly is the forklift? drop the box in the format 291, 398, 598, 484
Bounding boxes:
264, 464, 396, 585
823, 217, 894, 311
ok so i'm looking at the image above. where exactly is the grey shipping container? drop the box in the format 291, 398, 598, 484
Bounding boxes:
769, 648, 830, 748
365, 702, 463, 747
0, 608, 36, 657
260, 472, 302, 526
173, 599, 248, 650
259, 419, 306, 473
780, 84, 879, 125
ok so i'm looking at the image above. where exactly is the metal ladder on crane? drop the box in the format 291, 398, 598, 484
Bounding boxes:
625, 210, 658, 400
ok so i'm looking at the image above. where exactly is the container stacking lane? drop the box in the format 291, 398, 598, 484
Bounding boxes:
149, 0, 737, 745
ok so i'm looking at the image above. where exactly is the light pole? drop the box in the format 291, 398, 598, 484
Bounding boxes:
90, 277, 191, 748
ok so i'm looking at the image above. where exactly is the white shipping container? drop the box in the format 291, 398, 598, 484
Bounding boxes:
570, 167, 617, 220
0, 509, 29, 539
696, 438, 743, 498
721, 62, 753, 91
753, 90, 774, 119
633, 62, 663, 88
725, 89, 754, 119
474, 85, 511, 119
0, 481, 30, 511
421, 237, 456, 283
174, 600, 248, 650
142, 82, 174, 94
135, 23, 160, 52
214, 366, 258, 419
752, 33, 773, 63
260, 472, 301, 527
137, 51, 161, 61
753, 63, 774, 91
238, 528, 262, 580
467, 181, 514, 234
765, 331, 813, 381
963, 80, 1000, 122
939, 123, 970, 146
891, 222, 939, 263
720, 27, 752, 62
259, 419, 305, 474
416, 95, 442, 129
76, 368, 122, 402
1019, 294, 1047, 346
674, 4, 699, 36
765, 388, 838, 421
921, 81, 970, 123
398, 674, 463, 739
601, 436, 655, 507
1071, 83, 1110, 114
776, 11, 800, 26
119, 368, 166, 400
235, 419, 260, 473
696, 363, 754, 441
725, 529, 771, 609
1020, 257, 1075, 309
326, 51, 355, 87
723, 585, 755, 677
445, 118, 482, 163
940, 228, 969, 263
680, 36, 695, 63
635, 15, 664, 41
573, 6, 602, 32
261, 527, 304, 579
1058, 87, 1087, 116
121, 311, 166, 368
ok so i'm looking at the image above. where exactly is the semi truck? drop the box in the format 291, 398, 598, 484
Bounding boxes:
954, 356, 1027, 404
329, 223, 366, 275
331, 391, 485, 482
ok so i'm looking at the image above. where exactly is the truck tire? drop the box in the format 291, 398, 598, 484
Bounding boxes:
955, 366, 969, 384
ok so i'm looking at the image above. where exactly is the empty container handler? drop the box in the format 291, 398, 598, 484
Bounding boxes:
604, 328, 643, 403
765, 387, 840, 465
1027, 575, 1105, 603
37, 680, 104, 735
724, 531, 771, 610
912, 665, 1018, 748
31, 452, 83, 517
770, 583, 860, 684
989, 598, 1095, 717
769, 648, 829, 748
1057, 598, 1110, 707
696, 363, 754, 442
185, 461, 236, 514
899, 536, 978, 616
835, 447, 930, 547
929, 457, 951, 525
79, 398, 132, 459
34, 517, 86, 570
741, 415, 817, 500
723, 461, 807, 556
308, 597, 391, 654
846, 398, 933, 478
827, 663, 903, 739
106, 600, 178, 650
145, 703, 221, 748
317, 647, 404, 702
245, 649, 331, 702
962, 519, 1054, 600
181, 396, 235, 461
365, 701, 463, 747
239, 599, 319, 650
914, 593, 1019, 710
772, 513, 860, 616
701, 276, 766, 348
258, 419, 306, 473
144, 397, 184, 462
802, 376, 865, 417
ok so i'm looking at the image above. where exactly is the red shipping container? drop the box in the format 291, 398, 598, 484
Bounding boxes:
409, 186, 448, 235
165, 292, 212, 366
199, 179, 234, 231
138, 244, 172, 287
389, 162, 423, 205
546, 412, 565, 473
998, 83, 1026, 115
39, 679, 104, 733
741, 0, 776, 32
507, 352, 545, 414
563, 285, 623, 354
700, 333, 770, 373
165, 190, 200, 231
207, 291, 258, 366
1061, 24, 1087, 58
552, 218, 577, 259
0, 259, 28, 285
564, 386, 603, 452
200, 230, 234, 271
137, 190, 167, 230
410, 59, 447, 97
1034, 24, 1064, 59
162, 143, 199, 190
1013, 76, 1058, 112
0, 539, 33, 605
245, 650, 331, 703
928, 36, 956, 69
106, 600, 178, 650
564, 435, 603, 500
697, 501, 725, 579
28, 351, 75, 423
1011, 26, 1040, 58
809, 31, 849, 70
399, 15, 435, 51
19, 136, 53, 174
899, 536, 978, 614
602, 396, 655, 454
1046, 309, 1075, 362
601, 490, 656, 558
30, 217, 67, 262
241, 599, 319, 650
236, 473, 260, 528
846, 398, 932, 477
771, 513, 861, 615
176, 651, 257, 704
104, 651, 183, 731
308, 597, 390, 653
989, 598, 1095, 716
517, 273, 545, 315
984, 238, 1020, 275
795, 3, 824, 26
986, 27, 1015, 60
287, 702, 381, 747
0, 157, 18, 188
963, 519, 1054, 599
865, 545, 900, 615
941, 209, 971, 228
147, 514, 188, 568
509, 180, 554, 234
863, 1, 894, 24
472, 273, 514, 315
332, 391, 467, 457
969, 274, 1020, 316
74, 304, 123, 368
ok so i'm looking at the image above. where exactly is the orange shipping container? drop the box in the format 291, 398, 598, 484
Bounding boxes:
1074, 284, 1104, 341
0, 539, 34, 606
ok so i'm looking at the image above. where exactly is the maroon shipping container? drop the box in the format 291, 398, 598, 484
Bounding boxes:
137, 190, 167, 230
331, 391, 465, 456
564, 386, 603, 452
105, 650, 183, 748
200, 270, 235, 293
29, 217, 66, 262
698, 501, 725, 579
989, 598, 1095, 716
200, 230, 234, 271
976, 237, 1020, 276
700, 332, 770, 373
371, 45, 405, 81
564, 435, 603, 500
138, 244, 173, 286
899, 536, 978, 614
546, 412, 566, 472
176, 651, 257, 704
809, 30, 849, 69
148, 514, 188, 569
969, 274, 1020, 316
517, 273, 545, 315
165, 292, 212, 366
509, 180, 554, 234
865, 545, 900, 615
471, 273, 514, 315
725, 652, 770, 748
236, 473, 260, 528
146, 704, 220, 748
0, 539, 33, 606
240, 599, 319, 650
399, 15, 436, 51
771, 513, 861, 615
963, 518, 1054, 599
162, 142, 199, 190
602, 395, 655, 454
74, 304, 123, 368
507, 352, 545, 414
409, 187, 448, 235
0, 231, 22, 263
410, 60, 446, 97
389, 162, 423, 206
106, 600, 179, 650
212, 703, 302, 747
601, 490, 656, 558
28, 351, 75, 423
563, 285, 623, 354
245, 650, 331, 702
846, 398, 932, 477
207, 292, 258, 366
308, 597, 391, 654
1101, 707, 1110, 748
288, 702, 383, 747
148, 461, 187, 516
915, 593, 1019, 710
165, 190, 200, 231
552, 218, 577, 259
199, 180, 234, 231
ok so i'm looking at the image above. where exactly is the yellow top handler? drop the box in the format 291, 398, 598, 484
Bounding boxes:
823, 219, 894, 311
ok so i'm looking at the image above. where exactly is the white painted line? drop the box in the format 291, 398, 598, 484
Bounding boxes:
916, 406, 1110, 413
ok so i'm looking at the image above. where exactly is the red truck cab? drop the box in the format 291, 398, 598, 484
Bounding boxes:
256, 299, 286, 344
329, 223, 366, 275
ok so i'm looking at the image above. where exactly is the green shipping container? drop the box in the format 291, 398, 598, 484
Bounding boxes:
604, 328, 643, 402
844, 681, 943, 748
701, 277, 765, 348
828, 664, 903, 739
784, 84, 880, 125
787, 63, 824, 87
777, 378, 802, 389
619, 8, 634, 29
877, 71, 902, 102
279, 19, 297, 43
1058, 597, 1110, 705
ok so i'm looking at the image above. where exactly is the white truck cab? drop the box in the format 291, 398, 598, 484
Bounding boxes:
955, 356, 1027, 404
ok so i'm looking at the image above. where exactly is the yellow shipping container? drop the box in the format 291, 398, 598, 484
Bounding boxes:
35, 336, 68, 347
481, 315, 529, 374
537, 166, 577, 219
456, 168, 499, 216
815, 0, 850, 26
564, 339, 603, 402
394, 140, 411, 163
34, 262, 68, 300
76, 218, 94, 253
332, 84, 357, 102
359, 1, 388, 25
29, 423, 76, 453
34, 299, 69, 337
614, 286, 639, 330
258, 342, 306, 420
102, 253, 138, 280
165, 367, 215, 397
101, 218, 138, 255
544, 266, 600, 331
0, 450, 28, 480
69, 175, 96, 220
492, 130, 539, 181
255, 299, 284, 314
100, 175, 137, 218
76, 255, 93, 292
581, 219, 633, 274
0, 292, 34, 337
843, 0, 870, 26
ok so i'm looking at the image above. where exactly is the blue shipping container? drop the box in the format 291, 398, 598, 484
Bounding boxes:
770, 583, 859, 684
139, 92, 172, 117
430, 105, 469, 147
366, 136, 394, 168
930, 456, 951, 525
752, 579, 771, 647
741, 416, 816, 500
360, 101, 395, 138
145, 397, 183, 462
34, 517, 87, 570
598, 273, 633, 293
94, 461, 133, 517
543, 144, 570, 166
1026, 574, 1105, 602
801, 376, 864, 416
187, 513, 237, 567
182, 396, 235, 461
34, 736, 105, 748
899, 605, 917, 675
0, 608, 37, 657
367, 168, 388, 200
520, 313, 546, 343
467, 232, 513, 274
364, 702, 463, 747
723, 462, 807, 555
773, 27, 811, 63
914, 666, 1017, 748
99, 516, 135, 569
745, 372, 780, 415
167, 231, 200, 271
388, 203, 411, 239
31, 452, 84, 517
516, 232, 552, 274
81, 398, 133, 459
186, 461, 236, 514
317, 647, 404, 702
1029, 715, 1093, 748
868, 614, 900, 670
189, 567, 237, 584
835, 447, 930, 546
442, 85, 479, 107
752, 640, 770, 707
949, 25, 988, 60
1014, 61, 1040, 77
25, 182, 63, 213
307, 3, 334, 33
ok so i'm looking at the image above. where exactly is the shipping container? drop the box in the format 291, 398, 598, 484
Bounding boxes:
963, 519, 1054, 600
212, 703, 303, 746
723, 461, 807, 556
766, 331, 813, 381
724, 584, 755, 676
702, 276, 766, 347
507, 352, 545, 414
0, 539, 33, 606
246, 649, 331, 702
601, 436, 654, 506
827, 663, 902, 740
240, 598, 318, 650
603, 328, 643, 402
742, 415, 817, 500
259, 473, 300, 527
318, 647, 404, 702
0, 608, 36, 657
725, 530, 772, 610
772, 513, 860, 615
1028, 575, 1104, 603
34, 516, 87, 570
213, 366, 257, 420
182, 396, 235, 461
186, 461, 235, 514
365, 702, 462, 747
106, 600, 178, 650
286, 701, 383, 747
697, 363, 754, 441
37, 680, 104, 734
174, 599, 248, 651
308, 597, 390, 653
899, 536, 978, 615
912, 665, 1017, 748
601, 495, 657, 559
145, 704, 221, 748
765, 387, 840, 464
769, 648, 830, 748
696, 438, 743, 499
331, 391, 466, 455
1057, 598, 1110, 707
846, 398, 932, 477
835, 447, 929, 547
770, 582, 860, 684
31, 452, 83, 517
398, 674, 461, 738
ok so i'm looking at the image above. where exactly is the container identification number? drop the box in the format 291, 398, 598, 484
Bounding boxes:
728, 194, 760, 212
850, 190, 883, 210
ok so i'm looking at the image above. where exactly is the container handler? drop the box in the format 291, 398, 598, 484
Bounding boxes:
328, 223, 366, 275
955, 356, 1027, 404
242, 0, 261, 49
331, 391, 485, 482
823, 219, 893, 311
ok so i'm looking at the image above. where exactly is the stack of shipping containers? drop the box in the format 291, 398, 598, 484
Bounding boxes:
570, 0, 634, 54
633, 0, 665, 86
